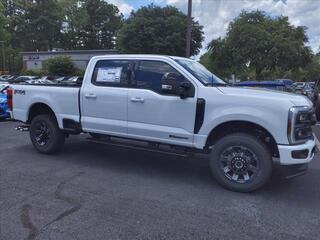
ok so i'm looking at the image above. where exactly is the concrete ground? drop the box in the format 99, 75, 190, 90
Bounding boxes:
0, 121, 320, 240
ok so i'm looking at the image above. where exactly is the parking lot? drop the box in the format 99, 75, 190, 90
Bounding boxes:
0, 120, 320, 240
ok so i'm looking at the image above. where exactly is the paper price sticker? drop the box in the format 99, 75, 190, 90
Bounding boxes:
96, 67, 122, 83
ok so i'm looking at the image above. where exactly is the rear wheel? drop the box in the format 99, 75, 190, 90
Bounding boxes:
209, 133, 272, 192
29, 114, 65, 154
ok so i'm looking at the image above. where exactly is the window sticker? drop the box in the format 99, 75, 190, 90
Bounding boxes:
96, 67, 122, 83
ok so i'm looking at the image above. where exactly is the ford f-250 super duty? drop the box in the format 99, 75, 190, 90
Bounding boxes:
8, 55, 316, 192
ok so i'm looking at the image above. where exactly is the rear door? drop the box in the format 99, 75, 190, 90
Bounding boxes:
81, 60, 133, 137
127, 60, 197, 147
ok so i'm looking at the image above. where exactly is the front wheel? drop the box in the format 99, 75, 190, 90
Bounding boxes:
209, 133, 272, 192
29, 114, 65, 154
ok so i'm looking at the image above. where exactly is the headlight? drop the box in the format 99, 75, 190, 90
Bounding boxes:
287, 106, 315, 144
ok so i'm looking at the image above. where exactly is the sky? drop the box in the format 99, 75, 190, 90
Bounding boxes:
108, 0, 320, 56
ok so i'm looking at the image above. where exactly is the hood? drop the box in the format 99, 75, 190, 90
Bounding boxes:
217, 86, 312, 107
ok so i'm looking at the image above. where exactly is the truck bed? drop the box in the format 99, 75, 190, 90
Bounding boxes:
11, 84, 81, 129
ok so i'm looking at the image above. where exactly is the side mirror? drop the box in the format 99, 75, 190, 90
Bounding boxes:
179, 81, 191, 99
161, 72, 181, 94
161, 72, 193, 99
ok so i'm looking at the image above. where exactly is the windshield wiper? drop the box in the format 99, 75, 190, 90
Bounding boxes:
206, 82, 228, 87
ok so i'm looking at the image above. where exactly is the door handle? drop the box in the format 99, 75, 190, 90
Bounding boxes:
130, 97, 144, 103
85, 93, 97, 99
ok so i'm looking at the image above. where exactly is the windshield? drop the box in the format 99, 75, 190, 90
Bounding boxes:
0, 84, 8, 93
174, 58, 226, 86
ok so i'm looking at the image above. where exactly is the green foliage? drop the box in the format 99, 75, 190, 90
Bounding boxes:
10, 0, 64, 51
118, 4, 204, 57
199, 52, 215, 72
43, 56, 76, 76
2, 0, 122, 50
0, 1, 8, 40
74, 69, 85, 77
60, 0, 123, 50
20, 69, 48, 76
205, 11, 313, 80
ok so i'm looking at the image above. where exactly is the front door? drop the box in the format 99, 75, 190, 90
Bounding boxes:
127, 60, 197, 147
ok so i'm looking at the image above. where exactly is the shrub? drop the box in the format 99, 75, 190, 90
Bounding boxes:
74, 69, 85, 77
20, 69, 48, 76
43, 56, 76, 76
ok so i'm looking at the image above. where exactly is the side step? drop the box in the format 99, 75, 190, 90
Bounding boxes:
87, 136, 193, 157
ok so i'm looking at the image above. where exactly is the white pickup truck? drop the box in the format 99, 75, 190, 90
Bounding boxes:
8, 54, 316, 192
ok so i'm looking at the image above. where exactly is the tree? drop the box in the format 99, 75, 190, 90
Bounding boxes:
58, 0, 87, 49
0, 1, 8, 41
3, 1, 27, 52
44, 56, 76, 76
118, 5, 204, 57
21, 0, 63, 51
59, 0, 122, 50
206, 11, 312, 80
82, 0, 122, 49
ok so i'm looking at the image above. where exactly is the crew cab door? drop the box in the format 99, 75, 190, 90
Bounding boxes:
81, 60, 132, 137
127, 60, 197, 147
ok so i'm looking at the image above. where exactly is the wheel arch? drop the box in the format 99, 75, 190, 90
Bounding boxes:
205, 120, 279, 158
27, 102, 57, 124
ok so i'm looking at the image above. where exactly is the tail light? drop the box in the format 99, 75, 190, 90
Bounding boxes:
7, 88, 13, 111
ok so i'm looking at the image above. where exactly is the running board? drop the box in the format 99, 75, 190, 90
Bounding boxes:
87, 137, 192, 157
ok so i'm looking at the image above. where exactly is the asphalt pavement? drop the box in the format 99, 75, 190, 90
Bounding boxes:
1, 121, 320, 240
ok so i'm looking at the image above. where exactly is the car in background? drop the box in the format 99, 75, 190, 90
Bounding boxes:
308, 82, 315, 89
233, 80, 286, 91
275, 79, 294, 92
25, 76, 55, 85
292, 82, 316, 101
0, 75, 12, 82
0, 84, 10, 119
55, 76, 70, 82
293, 82, 307, 94
9, 76, 39, 84
3, 75, 18, 82
301, 83, 315, 101
57, 76, 83, 85
311, 79, 320, 120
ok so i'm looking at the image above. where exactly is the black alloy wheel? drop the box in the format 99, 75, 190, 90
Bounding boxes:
209, 133, 272, 192
30, 114, 65, 154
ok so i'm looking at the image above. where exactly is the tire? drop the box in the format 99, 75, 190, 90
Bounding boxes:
29, 114, 65, 154
209, 133, 272, 192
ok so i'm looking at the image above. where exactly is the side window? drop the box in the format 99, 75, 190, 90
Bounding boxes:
92, 60, 132, 87
133, 61, 185, 94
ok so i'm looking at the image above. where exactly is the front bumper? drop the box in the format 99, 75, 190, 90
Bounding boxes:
278, 139, 316, 165
0, 110, 10, 119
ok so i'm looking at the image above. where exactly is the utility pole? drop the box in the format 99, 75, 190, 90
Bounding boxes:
185, 0, 192, 58
0, 41, 5, 72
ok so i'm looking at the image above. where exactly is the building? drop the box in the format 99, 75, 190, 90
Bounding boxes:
20, 49, 118, 71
